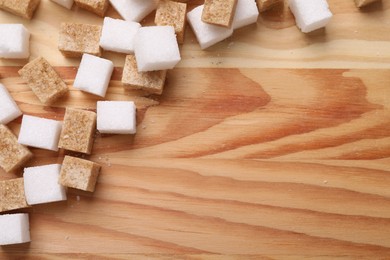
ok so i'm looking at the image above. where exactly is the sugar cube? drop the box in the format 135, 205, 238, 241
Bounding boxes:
202, 0, 238, 28
74, 0, 109, 16
99, 17, 141, 54
0, 125, 32, 172
18, 115, 62, 151
0, 214, 30, 245
0, 83, 22, 125
187, 5, 233, 50
289, 0, 333, 33
122, 55, 167, 94
0, 178, 29, 213
23, 164, 67, 205
73, 54, 114, 97
232, 0, 259, 30
355, 0, 379, 7
257, 0, 283, 12
18, 57, 68, 105
0, 0, 40, 19
155, 0, 187, 44
109, 0, 158, 22
58, 23, 102, 58
134, 26, 181, 72
59, 156, 101, 192
0, 24, 30, 59
50, 0, 74, 9
97, 101, 136, 134
58, 108, 96, 154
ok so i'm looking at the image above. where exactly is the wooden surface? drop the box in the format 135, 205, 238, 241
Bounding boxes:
1, 0, 390, 259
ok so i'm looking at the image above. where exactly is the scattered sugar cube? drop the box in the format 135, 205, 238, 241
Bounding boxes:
0, 83, 22, 125
0, 214, 30, 245
0, 125, 32, 173
355, 0, 379, 7
74, 0, 109, 16
18, 115, 62, 152
155, 0, 187, 44
73, 54, 114, 97
232, 0, 259, 30
109, 0, 158, 22
59, 108, 96, 154
99, 17, 141, 54
289, 0, 333, 33
202, 0, 238, 28
50, 0, 74, 9
59, 156, 101, 192
0, 178, 29, 213
97, 101, 136, 134
257, 0, 283, 12
58, 23, 102, 57
122, 55, 167, 94
187, 5, 234, 50
134, 26, 181, 72
0, 0, 40, 19
23, 164, 67, 205
0, 24, 30, 59
18, 57, 68, 105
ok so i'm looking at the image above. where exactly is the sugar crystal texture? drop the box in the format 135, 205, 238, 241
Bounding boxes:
0, 178, 29, 213
97, 101, 136, 134
18, 115, 62, 151
232, 0, 259, 30
0, 83, 22, 125
74, 0, 109, 16
202, 0, 238, 28
23, 164, 66, 205
109, 0, 158, 22
289, 0, 333, 33
0, 125, 32, 172
50, 0, 74, 9
99, 17, 141, 54
73, 54, 114, 97
187, 5, 233, 50
134, 26, 181, 72
0, 213, 30, 245
0, 0, 40, 19
0, 24, 30, 59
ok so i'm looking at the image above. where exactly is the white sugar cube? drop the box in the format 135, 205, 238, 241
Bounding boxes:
0, 83, 22, 125
289, 0, 333, 33
134, 26, 181, 72
0, 214, 30, 245
23, 164, 67, 205
187, 5, 233, 50
109, 0, 158, 22
100, 17, 141, 54
73, 54, 114, 97
0, 24, 30, 59
232, 0, 259, 30
50, 0, 74, 9
18, 115, 62, 151
97, 101, 136, 134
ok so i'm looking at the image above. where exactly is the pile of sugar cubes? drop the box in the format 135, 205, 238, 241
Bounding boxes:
0, 0, 379, 246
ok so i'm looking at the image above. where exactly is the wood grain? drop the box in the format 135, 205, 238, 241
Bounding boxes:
1, 0, 390, 259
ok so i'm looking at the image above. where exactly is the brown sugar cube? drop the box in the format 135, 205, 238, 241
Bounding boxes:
257, 0, 283, 12
122, 55, 167, 95
155, 0, 187, 44
58, 108, 96, 154
0, 178, 29, 213
59, 156, 101, 192
354, 0, 380, 7
202, 0, 238, 28
0, 0, 40, 19
58, 23, 102, 58
74, 0, 109, 17
0, 125, 32, 173
18, 57, 68, 105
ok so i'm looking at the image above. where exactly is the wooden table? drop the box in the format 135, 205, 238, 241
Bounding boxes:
1, 0, 390, 258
